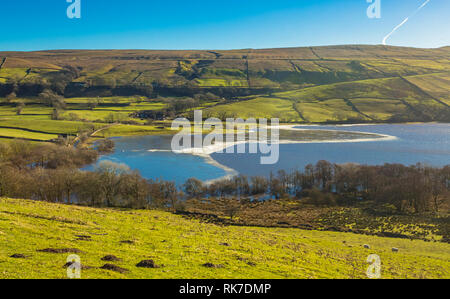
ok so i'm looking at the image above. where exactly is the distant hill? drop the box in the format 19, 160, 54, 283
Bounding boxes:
1, 197, 449, 278
0, 45, 449, 123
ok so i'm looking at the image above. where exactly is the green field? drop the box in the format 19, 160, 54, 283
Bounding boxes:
204, 76, 450, 123
0, 118, 102, 135
295, 99, 364, 123
0, 115, 174, 141
0, 128, 57, 141
350, 98, 408, 121
205, 97, 301, 122
101, 123, 173, 137
0, 198, 448, 279
196, 78, 248, 87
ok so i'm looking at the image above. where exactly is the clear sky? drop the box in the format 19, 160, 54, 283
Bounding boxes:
0, 0, 448, 51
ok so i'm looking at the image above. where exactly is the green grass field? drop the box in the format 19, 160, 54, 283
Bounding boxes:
0, 96, 173, 140
100, 124, 173, 137
203, 75, 449, 123
205, 97, 302, 122
295, 99, 364, 123
196, 78, 248, 87
0, 128, 57, 141
0, 118, 102, 135
0, 198, 448, 279
350, 98, 408, 121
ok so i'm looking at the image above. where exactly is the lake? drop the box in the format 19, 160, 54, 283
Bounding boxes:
92, 123, 450, 185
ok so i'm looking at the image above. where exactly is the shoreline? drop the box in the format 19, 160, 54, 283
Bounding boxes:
167, 125, 398, 182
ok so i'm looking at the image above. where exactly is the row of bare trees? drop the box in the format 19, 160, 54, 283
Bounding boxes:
0, 162, 181, 210
183, 160, 449, 213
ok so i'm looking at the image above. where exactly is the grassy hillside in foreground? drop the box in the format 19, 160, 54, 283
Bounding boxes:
0, 198, 449, 279
0, 45, 449, 131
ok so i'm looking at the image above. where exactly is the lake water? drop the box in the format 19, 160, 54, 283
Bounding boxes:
213, 123, 449, 178
92, 123, 450, 184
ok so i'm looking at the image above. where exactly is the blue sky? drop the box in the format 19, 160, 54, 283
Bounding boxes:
0, 0, 448, 51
